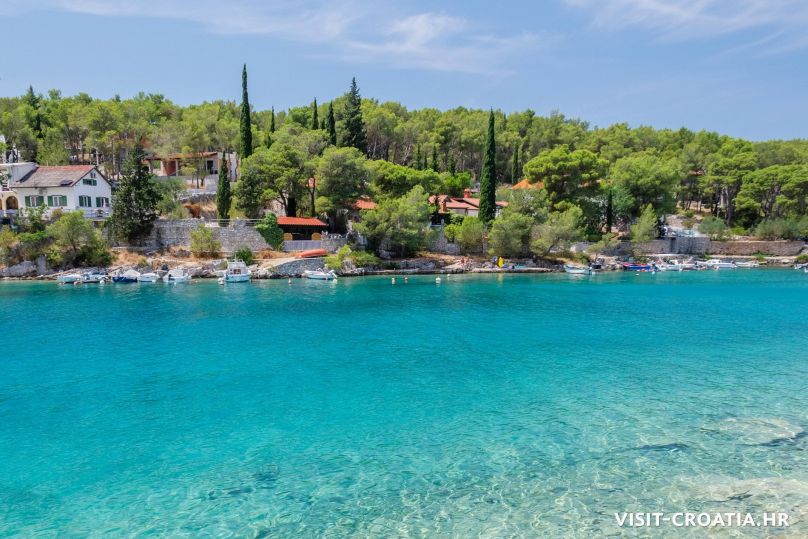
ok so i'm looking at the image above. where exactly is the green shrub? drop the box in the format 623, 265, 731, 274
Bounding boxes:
233, 246, 254, 265
455, 216, 485, 253
255, 214, 284, 249
444, 223, 459, 242
754, 218, 802, 240
190, 223, 221, 257
754, 252, 766, 262
699, 216, 728, 240
325, 245, 380, 271
795, 253, 808, 263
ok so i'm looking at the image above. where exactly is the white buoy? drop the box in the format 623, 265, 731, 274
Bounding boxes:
435, 277, 442, 284
392, 277, 396, 285
288, 278, 292, 285
218, 277, 225, 285
404, 276, 409, 284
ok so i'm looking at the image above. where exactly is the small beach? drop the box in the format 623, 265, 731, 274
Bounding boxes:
1, 270, 806, 537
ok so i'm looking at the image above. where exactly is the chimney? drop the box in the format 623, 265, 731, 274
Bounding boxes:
463, 188, 471, 199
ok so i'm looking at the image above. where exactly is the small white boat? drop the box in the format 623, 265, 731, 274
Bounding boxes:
704, 259, 736, 269
303, 269, 338, 280
735, 261, 760, 268
162, 268, 191, 283
654, 260, 678, 271
671, 259, 697, 271
56, 273, 82, 284
795, 263, 808, 270
138, 272, 159, 283
81, 271, 108, 283
224, 259, 251, 283
563, 264, 591, 275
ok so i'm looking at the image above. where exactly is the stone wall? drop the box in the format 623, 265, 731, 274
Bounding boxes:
584, 238, 805, 256
137, 220, 270, 253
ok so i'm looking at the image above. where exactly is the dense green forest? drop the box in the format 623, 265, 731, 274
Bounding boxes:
3, 76, 808, 252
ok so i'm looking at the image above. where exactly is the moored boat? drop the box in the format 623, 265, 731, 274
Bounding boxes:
223, 259, 251, 283
138, 272, 159, 283
112, 269, 140, 283
295, 249, 328, 259
704, 259, 736, 269
621, 262, 653, 272
303, 269, 338, 280
81, 271, 108, 283
162, 268, 191, 283
734, 261, 759, 268
563, 264, 591, 275
56, 273, 82, 284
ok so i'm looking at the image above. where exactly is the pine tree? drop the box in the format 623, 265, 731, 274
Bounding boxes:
447, 152, 456, 175
511, 145, 519, 184
217, 157, 231, 221
343, 77, 367, 153
430, 146, 438, 171
326, 101, 337, 145
110, 144, 161, 242
270, 106, 275, 133
478, 110, 497, 224
311, 98, 319, 130
239, 64, 253, 159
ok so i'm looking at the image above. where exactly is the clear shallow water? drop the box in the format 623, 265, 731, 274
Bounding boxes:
1, 270, 807, 538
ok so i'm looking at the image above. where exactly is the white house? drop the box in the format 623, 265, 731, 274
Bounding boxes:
11, 164, 113, 219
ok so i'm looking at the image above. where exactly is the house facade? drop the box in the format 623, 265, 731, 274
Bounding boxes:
12, 164, 113, 219
429, 189, 507, 219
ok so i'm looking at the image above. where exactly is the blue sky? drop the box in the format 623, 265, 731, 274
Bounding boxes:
4, 0, 807, 140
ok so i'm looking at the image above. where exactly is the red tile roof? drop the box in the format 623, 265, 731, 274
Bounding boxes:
355, 198, 377, 210
16, 165, 101, 188
512, 179, 544, 189
276, 216, 328, 227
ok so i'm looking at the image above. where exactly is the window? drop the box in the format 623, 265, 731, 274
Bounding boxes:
95, 197, 110, 208
47, 195, 67, 207
78, 195, 92, 207
82, 178, 97, 186
24, 195, 44, 207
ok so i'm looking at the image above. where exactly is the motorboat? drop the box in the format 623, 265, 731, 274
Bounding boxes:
223, 259, 251, 283
81, 271, 108, 283
654, 260, 678, 271
734, 261, 760, 268
621, 262, 653, 272
795, 263, 807, 270
303, 269, 338, 280
563, 264, 591, 275
704, 259, 736, 269
671, 259, 697, 271
138, 272, 159, 283
56, 273, 82, 284
162, 268, 191, 283
112, 269, 140, 283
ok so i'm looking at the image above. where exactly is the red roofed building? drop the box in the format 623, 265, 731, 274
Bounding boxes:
276, 216, 328, 240
429, 189, 507, 218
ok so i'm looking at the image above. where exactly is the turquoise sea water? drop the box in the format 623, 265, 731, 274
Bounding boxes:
1, 270, 807, 537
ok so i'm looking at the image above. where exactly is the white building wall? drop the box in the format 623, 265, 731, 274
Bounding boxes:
15, 169, 113, 218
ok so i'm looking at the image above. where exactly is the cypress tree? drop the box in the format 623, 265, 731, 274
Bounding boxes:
217, 157, 231, 221
511, 145, 519, 184
343, 77, 367, 153
478, 110, 497, 224
239, 64, 253, 159
414, 144, 422, 170
430, 146, 438, 171
326, 101, 337, 145
311, 98, 319, 130
606, 189, 614, 232
447, 153, 457, 175
270, 106, 275, 133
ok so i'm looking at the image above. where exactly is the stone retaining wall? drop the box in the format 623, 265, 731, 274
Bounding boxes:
133, 220, 270, 253
587, 238, 805, 256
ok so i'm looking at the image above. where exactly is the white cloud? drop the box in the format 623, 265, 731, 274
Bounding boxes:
23, 1, 543, 73
565, 0, 808, 52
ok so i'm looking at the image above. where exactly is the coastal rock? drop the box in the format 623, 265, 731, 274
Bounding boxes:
1, 261, 37, 277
